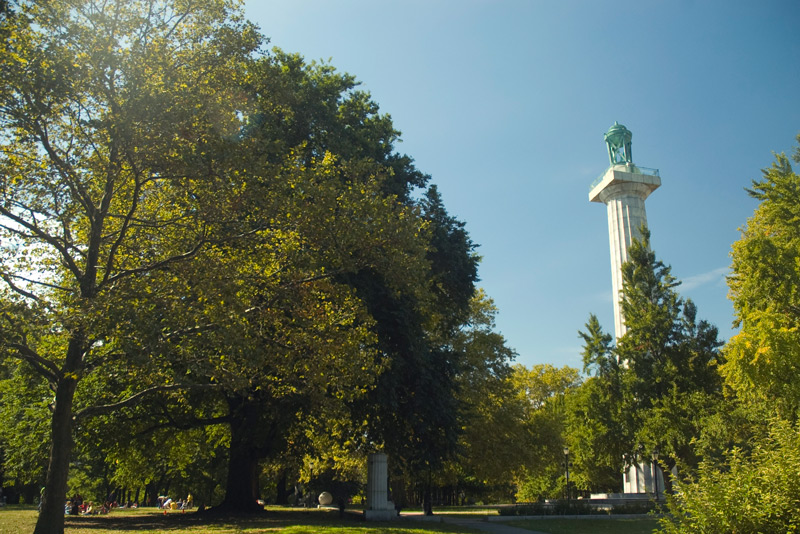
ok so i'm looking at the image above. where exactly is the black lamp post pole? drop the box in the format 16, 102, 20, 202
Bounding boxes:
651, 448, 660, 501
563, 447, 570, 502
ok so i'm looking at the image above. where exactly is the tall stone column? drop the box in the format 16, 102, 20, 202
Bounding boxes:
590, 167, 660, 338
589, 123, 660, 339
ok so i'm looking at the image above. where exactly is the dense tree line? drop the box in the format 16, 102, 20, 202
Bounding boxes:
0, 1, 486, 532
1, 2, 797, 533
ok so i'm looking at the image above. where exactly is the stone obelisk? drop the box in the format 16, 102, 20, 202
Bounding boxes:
589, 122, 661, 339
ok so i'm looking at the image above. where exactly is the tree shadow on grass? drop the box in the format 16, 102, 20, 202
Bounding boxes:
63, 508, 361, 531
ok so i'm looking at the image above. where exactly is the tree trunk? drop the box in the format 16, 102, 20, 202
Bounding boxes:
217, 398, 265, 513
220, 441, 262, 512
423, 470, 433, 516
33, 375, 77, 534
275, 469, 290, 505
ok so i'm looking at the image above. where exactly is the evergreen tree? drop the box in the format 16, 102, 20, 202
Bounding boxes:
569, 230, 723, 494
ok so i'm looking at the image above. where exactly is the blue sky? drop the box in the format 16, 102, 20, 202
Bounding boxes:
243, 0, 800, 371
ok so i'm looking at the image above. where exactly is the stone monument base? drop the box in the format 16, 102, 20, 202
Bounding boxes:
364, 509, 398, 521
364, 453, 396, 522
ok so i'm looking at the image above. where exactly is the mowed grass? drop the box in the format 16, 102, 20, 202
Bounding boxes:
0, 505, 662, 534
509, 517, 661, 534
0, 505, 480, 534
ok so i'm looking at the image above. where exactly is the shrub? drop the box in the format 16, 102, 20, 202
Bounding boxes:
658, 419, 800, 533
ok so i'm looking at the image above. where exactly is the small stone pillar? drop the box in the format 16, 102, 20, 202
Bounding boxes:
364, 453, 397, 521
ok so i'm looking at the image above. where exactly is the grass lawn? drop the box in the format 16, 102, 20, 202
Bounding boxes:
0, 505, 481, 534
508, 517, 661, 534
0, 505, 662, 534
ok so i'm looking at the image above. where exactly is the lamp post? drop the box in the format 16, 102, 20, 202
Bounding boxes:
563, 447, 571, 502
651, 448, 659, 501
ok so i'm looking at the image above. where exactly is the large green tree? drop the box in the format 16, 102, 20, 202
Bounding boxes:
443, 290, 521, 503
1, 2, 482, 525
42, 57, 437, 512
565, 315, 627, 492
724, 136, 800, 417
144, 53, 465, 511
0, 2, 263, 531
569, 231, 723, 494
660, 135, 800, 533
205, 50, 474, 513
512, 363, 581, 501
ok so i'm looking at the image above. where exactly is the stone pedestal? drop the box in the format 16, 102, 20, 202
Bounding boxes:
364, 453, 397, 521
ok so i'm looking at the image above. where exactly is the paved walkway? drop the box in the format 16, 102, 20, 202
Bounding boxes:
402, 513, 546, 534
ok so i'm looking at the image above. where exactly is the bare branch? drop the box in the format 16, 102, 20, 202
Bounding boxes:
24, 101, 97, 219
165, 5, 193, 40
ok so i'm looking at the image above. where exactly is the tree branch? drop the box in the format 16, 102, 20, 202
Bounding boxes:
101, 155, 145, 287
25, 103, 97, 219
0, 272, 71, 298
136, 414, 232, 436
75, 382, 223, 419
0, 205, 84, 281
101, 237, 208, 289
101, 224, 269, 289
6, 340, 61, 383
0, 273, 43, 301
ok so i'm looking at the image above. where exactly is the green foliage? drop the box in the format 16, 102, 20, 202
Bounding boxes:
580, 314, 616, 377
448, 290, 521, 496
0, 0, 491, 521
617, 232, 723, 470
659, 419, 800, 534
724, 136, 800, 417
565, 375, 626, 493
0, 0, 265, 529
511, 364, 581, 502
349, 185, 479, 511
617, 234, 723, 408
0, 362, 49, 486
659, 135, 800, 534
569, 231, 724, 493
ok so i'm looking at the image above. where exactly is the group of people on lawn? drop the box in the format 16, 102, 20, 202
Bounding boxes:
63, 493, 192, 514
158, 494, 193, 511
64, 494, 126, 515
